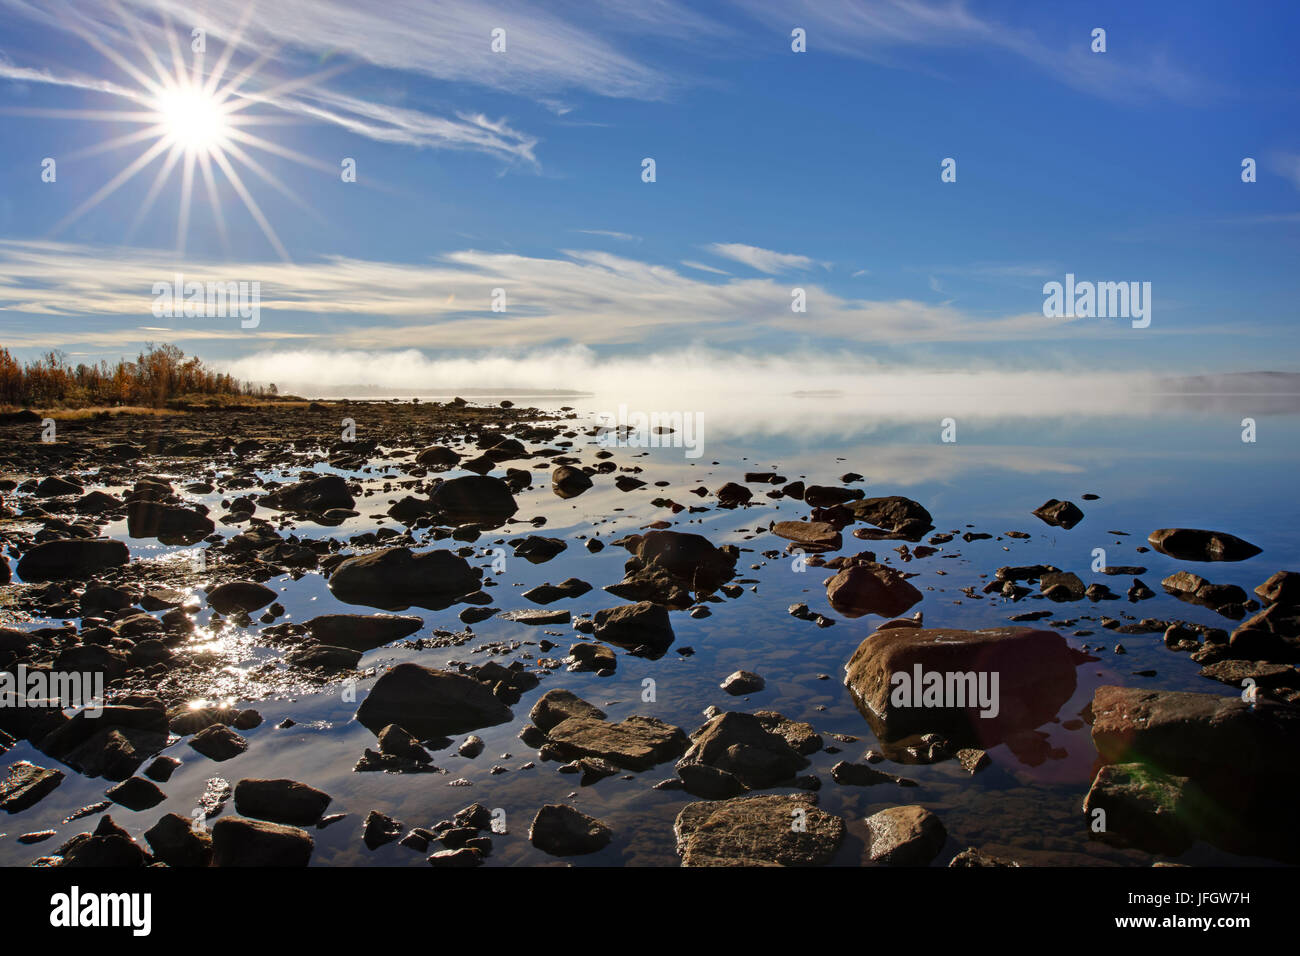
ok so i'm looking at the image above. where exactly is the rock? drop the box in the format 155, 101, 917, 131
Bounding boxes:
430, 475, 518, 524
303, 614, 423, 651
720, 670, 765, 695
211, 817, 314, 866
207, 581, 277, 614
16, 539, 129, 581
865, 805, 947, 865
1229, 603, 1300, 661
1162, 571, 1249, 611
567, 642, 617, 673
1040, 571, 1086, 601
125, 501, 214, 541
825, 563, 923, 618
529, 689, 606, 733
1082, 762, 1200, 855
416, 445, 461, 470
621, 529, 738, 594
35, 475, 82, 497
675, 711, 809, 796
674, 793, 843, 866
522, 578, 592, 604
592, 602, 675, 655
551, 466, 593, 499
428, 847, 484, 866
286, 644, 362, 672
715, 482, 752, 507
328, 547, 480, 611
772, 520, 841, 552
1255, 571, 1300, 606
1089, 684, 1300, 859
1148, 528, 1262, 562
529, 804, 612, 856
1032, 499, 1084, 529
547, 715, 688, 771
57, 816, 149, 867
843, 626, 1078, 744
846, 496, 933, 539
513, 536, 567, 563
458, 735, 484, 758
804, 485, 861, 508
234, 778, 332, 826
105, 776, 166, 811
376, 724, 432, 763
830, 761, 899, 786
264, 474, 354, 512
188, 725, 248, 761
949, 847, 1020, 867
362, 809, 404, 849
144, 812, 212, 867
355, 662, 513, 738
0, 760, 64, 812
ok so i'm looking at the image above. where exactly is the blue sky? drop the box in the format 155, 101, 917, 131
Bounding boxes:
1, 0, 1298, 385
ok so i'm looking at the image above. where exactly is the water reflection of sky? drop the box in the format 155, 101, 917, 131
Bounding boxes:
3, 392, 1296, 866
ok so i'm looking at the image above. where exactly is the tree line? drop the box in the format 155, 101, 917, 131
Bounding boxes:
0, 343, 277, 408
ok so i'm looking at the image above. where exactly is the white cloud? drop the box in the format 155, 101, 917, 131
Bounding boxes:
706, 243, 815, 274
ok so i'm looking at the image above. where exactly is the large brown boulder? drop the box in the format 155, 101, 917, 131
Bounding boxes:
844, 626, 1078, 744
16, 539, 128, 581
1148, 528, 1262, 562
620, 529, 738, 595
429, 475, 518, 525
846, 496, 933, 540
673, 793, 844, 866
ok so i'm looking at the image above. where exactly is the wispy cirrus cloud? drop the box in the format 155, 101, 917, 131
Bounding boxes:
0, 239, 1167, 353
706, 243, 815, 274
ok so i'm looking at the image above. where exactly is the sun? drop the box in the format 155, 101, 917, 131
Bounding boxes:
154, 83, 231, 153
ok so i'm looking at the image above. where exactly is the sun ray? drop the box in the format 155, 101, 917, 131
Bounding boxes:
60, 10, 167, 98
49, 137, 172, 236
209, 145, 290, 262
197, 151, 230, 254
62, 123, 169, 162
217, 137, 326, 223
219, 62, 353, 116
112, 0, 175, 90
222, 126, 339, 175
203, 0, 260, 98
126, 143, 185, 242
176, 150, 197, 254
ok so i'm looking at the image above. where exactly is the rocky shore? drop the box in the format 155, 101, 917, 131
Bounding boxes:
1, 400, 1297, 867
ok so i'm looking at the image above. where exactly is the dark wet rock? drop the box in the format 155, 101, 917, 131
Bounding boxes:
720, 670, 765, 695
1032, 499, 1084, 530
865, 805, 947, 865
1255, 570, 1300, 606
675, 711, 809, 797
16, 538, 129, 581
803, 485, 861, 508
105, 776, 166, 811
328, 547, 480, 610
949, 847, 1021, 867
212, 816, 314, 866
144, 812, 212, 867
523, 578, 592, 604
825, 562, 923, 618
1197, 659, 1297, 690
547, 715, 688, 771
458, 735, 484, 758
1, 760, 64, 812
1229, 603, 1300, 662
286, 644, 362, 672
303, 613, 423, 651
1082, 762, 1201, 855
513, 535, 567, 563
430, 475, 519, 524
126, 501, 214, 541
144, 756, 181, 783
500, 608, 570, 626
529, 689, 607, 733
620, 529, 738, 596
234, 778, 332, 826
36, 475, 83, 497
844, 626, 1078, 745
355, 662, 513, 738
1090, 684, 1300, 859
529, 803, 612, 856
57, 816, 149, 867
376, 724, 433, 764
50, 644, 129, 681
592, 601, 674, 656
1148, 528, 1262, 562
771, 520, 841, 552
957, 748, 990, 773
551, 466, 594, 499
189, 725, 248, 762
830, 761, 900, 786
1040, 571, 1085, 601
416, 445, 462, 470
846, 496, 933, 540
207, 580, 277, 614
264, 474, 354, 513
673, 793, 843, 867
428, 846, 484, 866
715, 482, 752, 507
1162, 571, 1249, 612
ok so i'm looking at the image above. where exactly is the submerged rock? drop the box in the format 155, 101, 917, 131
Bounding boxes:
673, 793, 844, 866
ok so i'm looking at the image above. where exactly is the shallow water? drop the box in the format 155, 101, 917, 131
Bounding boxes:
2, 391, 1296, 866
